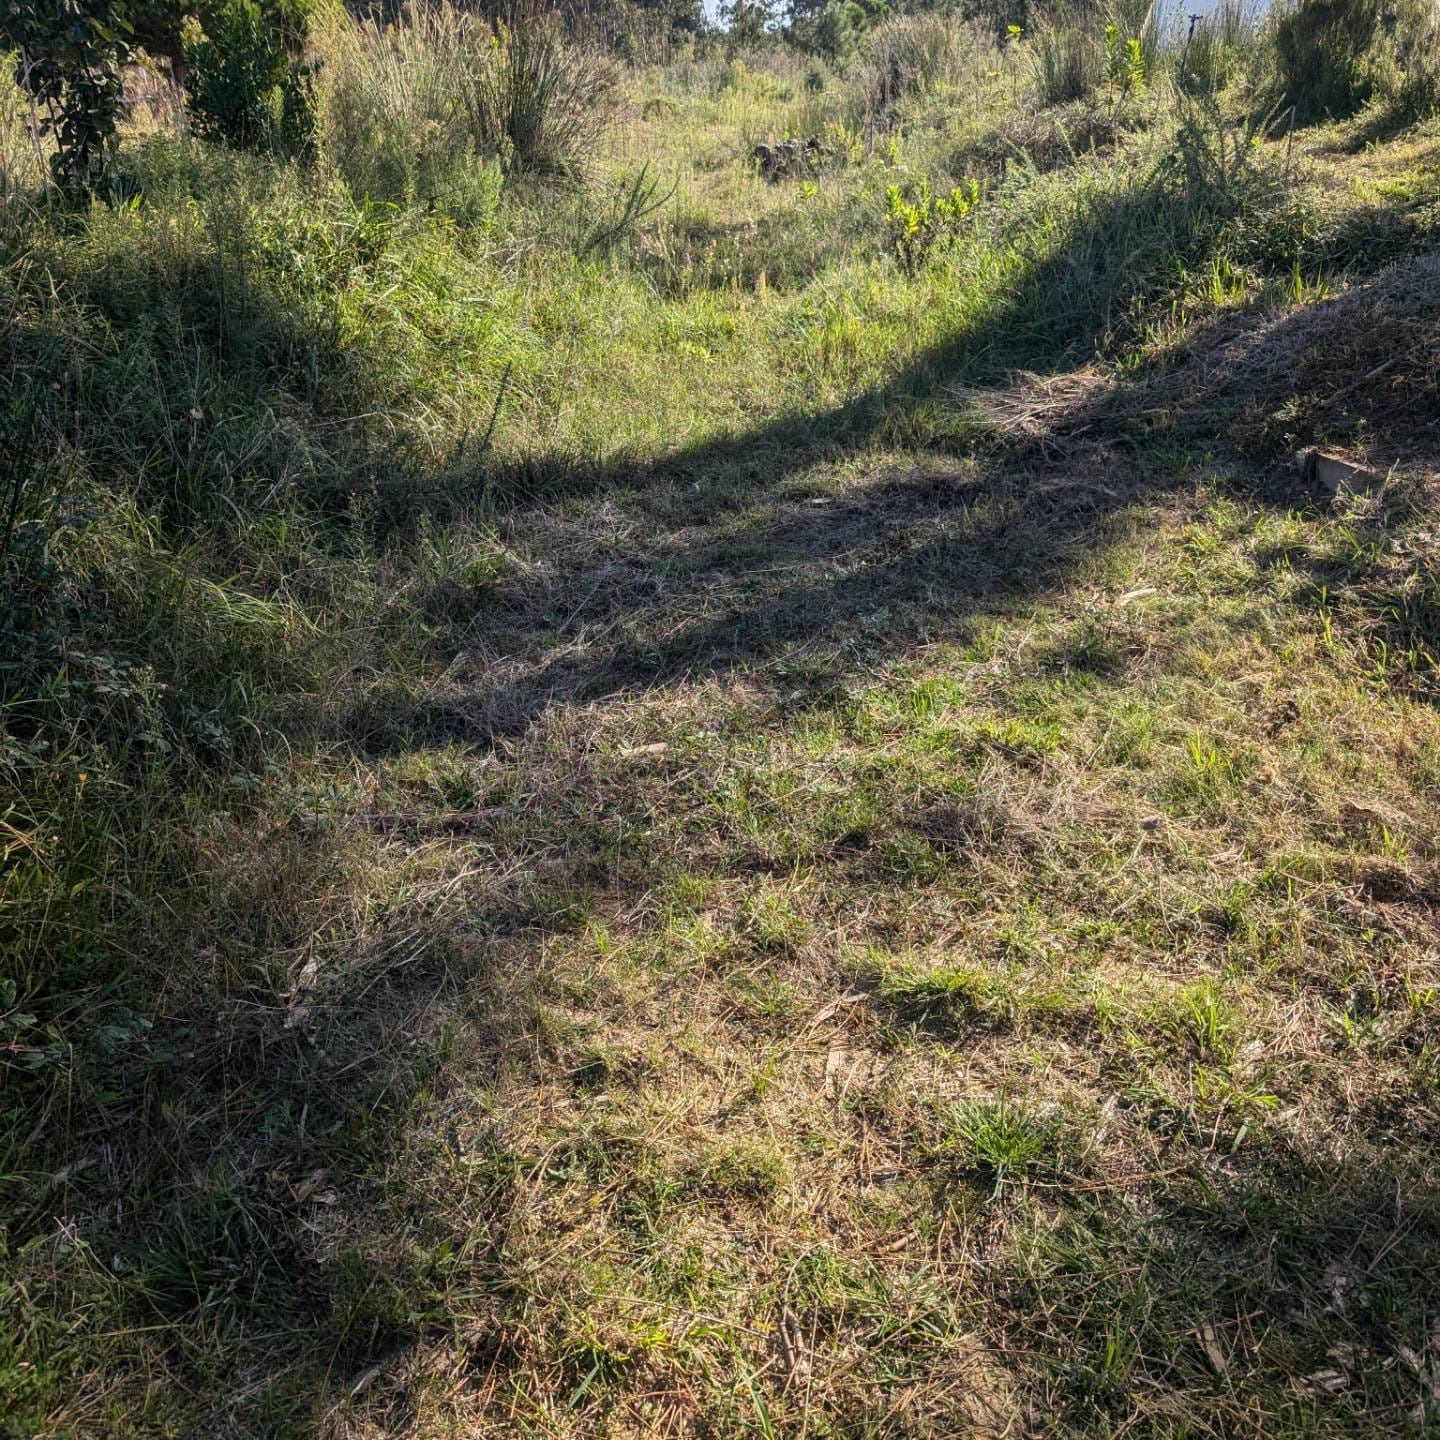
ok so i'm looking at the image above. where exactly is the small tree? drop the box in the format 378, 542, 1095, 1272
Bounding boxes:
185, 0, 317, 156
723, 0, 777, 49
4, 0, 133, 192
3, 0, 315, 189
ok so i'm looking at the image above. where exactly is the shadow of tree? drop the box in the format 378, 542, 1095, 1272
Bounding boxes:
9, 158, 1440, 1438
172, 242, 1437, 1431
360, 237, 1440, 756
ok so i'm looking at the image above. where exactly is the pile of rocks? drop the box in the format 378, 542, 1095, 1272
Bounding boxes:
749, 136, 836, 181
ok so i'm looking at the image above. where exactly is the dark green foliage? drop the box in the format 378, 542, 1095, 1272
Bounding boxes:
185, 0, 318, 156
2, 0, 131, 191
1, 0, 314, 184
130, 0, 194, 77
723, 0, 778, 49
793, 0, 871, 62
819, 2, 866, 61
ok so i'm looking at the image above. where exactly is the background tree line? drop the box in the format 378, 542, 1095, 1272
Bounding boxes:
4, 0, 1066, 195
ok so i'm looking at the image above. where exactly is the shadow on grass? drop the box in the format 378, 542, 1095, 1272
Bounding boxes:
7, 165, 1440, 1436
987, 1146, 1440, 1434
367, 228, 1440, 753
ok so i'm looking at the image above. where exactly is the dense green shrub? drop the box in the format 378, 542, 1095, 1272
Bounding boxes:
186, 0, 318, 156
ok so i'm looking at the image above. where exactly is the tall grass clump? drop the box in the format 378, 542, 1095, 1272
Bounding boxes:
1031, 21, 1106, 105
857, 14, 976, 127
1270, 0, 1440, 121
464, 5, 620, 178
1272, 0, 1381, 119
1030, 0, 1160, 108
1374, 0, 1440, 120
997, 90, 1283, 353
320, 0, 618, 197
1178, 0, 1262, 92
0, 71, 44, 216
320, 0, 495, 207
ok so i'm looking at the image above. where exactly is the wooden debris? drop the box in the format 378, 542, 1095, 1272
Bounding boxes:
1296, 447, 1380, 497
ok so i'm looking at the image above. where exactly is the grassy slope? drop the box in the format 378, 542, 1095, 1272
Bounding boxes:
4, 32, 1440, 1440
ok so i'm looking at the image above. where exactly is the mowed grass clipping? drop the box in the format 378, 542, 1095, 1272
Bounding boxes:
4, 7, 1440, 1438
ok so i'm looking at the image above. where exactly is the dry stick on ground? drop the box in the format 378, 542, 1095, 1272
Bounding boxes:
295, 805, 525, 834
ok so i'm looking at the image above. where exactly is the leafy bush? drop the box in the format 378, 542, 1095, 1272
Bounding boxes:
3, 0, 317, 183
1104, 23, 1146, 99
885, 175, 980, 276
1268, 0, 1440, 124
186, 0, 317, 156
2, 0, 132, 191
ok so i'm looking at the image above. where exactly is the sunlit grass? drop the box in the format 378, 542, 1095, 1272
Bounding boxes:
3, 10, 1440, 1437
